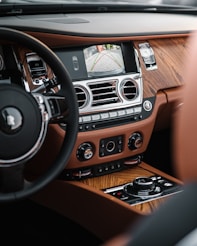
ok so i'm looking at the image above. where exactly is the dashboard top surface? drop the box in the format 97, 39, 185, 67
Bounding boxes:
0, 12, 196, 36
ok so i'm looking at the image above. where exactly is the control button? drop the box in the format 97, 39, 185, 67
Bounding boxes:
134, 106, 142, 113
106, 141, 116, 152
79, 125, 83, 131
118, 139, 122, 144
104, 166, 109, 171
97, 167, 103, 173
92, 114, 100, 121
73, 169, 92, 178
110, 164, 115, 170
100, 112, 109, 119
85, 125, 90, 130
143, 100, 152, 111
82, 115, 91, 122
128, 132, 143, 150
118, 110, 126, 116
77, 142, 94, 161
126, 108, 134, 115
92, 124, 96, 129
133, 177, 155, 192
100, 152, 105, 157
124, 176, 163, 198
116, 163, 121, 168
109, 111, 118, 118
163, 182, 173, 187
100, 140, 105, 148
113, 191, 130, 201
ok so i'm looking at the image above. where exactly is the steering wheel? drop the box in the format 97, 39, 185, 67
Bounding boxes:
0, 27, 79, 202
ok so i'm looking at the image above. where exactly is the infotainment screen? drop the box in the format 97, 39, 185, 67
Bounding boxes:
83, 44, 125, 78
54, 42, 137, 81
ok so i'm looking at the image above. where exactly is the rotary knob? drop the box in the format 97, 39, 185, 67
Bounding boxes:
77, 142, 94, 161
124, 176, 162, 198
128, 132, 143, 150
133, 177, 155, 192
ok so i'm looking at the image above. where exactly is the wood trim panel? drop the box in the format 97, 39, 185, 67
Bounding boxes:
20, 33, 188, 99
26, 31, 189, 47
80, 162, 182, 190
31, 161, 183, 241
134, 37, 188, 97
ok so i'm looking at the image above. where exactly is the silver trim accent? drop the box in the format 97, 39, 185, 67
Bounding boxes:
74, 73, 143, 115
74, 85, 89, 109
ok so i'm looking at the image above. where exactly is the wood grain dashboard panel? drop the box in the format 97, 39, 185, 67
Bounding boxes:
22, 32, 188, 98
134, 37, 188, 97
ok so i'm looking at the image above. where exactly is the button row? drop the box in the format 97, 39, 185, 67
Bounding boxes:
79, 106, 142, 123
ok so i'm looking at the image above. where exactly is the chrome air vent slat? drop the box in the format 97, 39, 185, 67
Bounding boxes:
121, 79, 138, 101
75, 86, 88, 109
73, 73, 143, 115
89, 80, 119, 107
92, 97, 119, 106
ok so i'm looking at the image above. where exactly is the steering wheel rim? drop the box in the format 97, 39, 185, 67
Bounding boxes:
0, 27, 79, 202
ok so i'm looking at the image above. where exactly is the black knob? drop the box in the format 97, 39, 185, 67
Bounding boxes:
128, 132, 143, 150
133, 177, 155, 192
77, 142, 94, 161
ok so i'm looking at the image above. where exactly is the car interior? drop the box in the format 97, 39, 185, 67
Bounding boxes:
0, 1, 197, 245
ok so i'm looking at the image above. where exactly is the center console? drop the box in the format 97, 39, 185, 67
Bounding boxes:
103, 175, 182, 206
54, 41, 155, 132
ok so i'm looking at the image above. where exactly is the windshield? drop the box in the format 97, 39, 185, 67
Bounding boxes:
0, 0, 197, 6
1, 0, 197, 16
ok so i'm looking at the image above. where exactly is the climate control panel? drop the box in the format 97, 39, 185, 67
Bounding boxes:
76, 132, 143, 162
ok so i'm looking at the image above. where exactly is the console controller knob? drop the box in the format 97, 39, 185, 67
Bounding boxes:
124, 176, 162, 198
133, 177, 155, 192
77, 142, 94, 161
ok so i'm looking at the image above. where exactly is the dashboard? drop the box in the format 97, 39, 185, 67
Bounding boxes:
0, 7, 195, 241
0, 11, 193, 181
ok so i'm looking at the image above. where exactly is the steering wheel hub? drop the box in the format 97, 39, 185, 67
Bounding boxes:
0, 84, 43, 162
0, 106, 23, 134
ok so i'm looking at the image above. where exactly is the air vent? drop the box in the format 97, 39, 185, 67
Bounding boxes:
89, 80, 119, 107
121, 79, 138, 101
75, 86, 88, 109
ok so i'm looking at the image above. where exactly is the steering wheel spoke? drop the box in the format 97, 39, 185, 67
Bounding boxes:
0, 164, 25, 193
33, 93, 69, 124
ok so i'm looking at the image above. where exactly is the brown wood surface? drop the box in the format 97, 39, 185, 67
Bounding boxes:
31, 162, 183, 240
26, 31, 188, 47
18, 34, 188, 98
79, 162, 183, 214
134, 37, 188, 97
